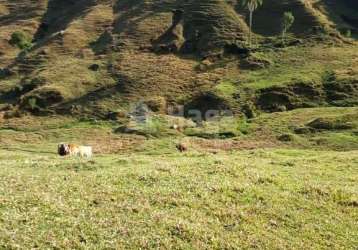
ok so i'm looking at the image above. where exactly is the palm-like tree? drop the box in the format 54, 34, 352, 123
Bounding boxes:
242, 0, 263, 48
281, 11, 295, 45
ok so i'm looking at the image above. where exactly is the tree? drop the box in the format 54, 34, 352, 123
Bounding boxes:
281, 12, 295, 45
242, 0, 263, 48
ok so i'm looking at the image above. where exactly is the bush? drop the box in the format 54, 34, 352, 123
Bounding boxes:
277, 133, 297, 142
242, 102, 256, 119
0, 68, 14, 78
344, 29, 351, 38
27, 98, 38, 111
9, 31, 32, 51
321, 70, 336, 84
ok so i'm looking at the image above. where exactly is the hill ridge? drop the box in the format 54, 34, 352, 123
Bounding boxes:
0, 0, 357, 118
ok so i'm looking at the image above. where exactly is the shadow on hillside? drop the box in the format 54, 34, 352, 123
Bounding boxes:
33, 0, 97, 41
235, 0, 322, 36
113, 0, 155, 34
341, 0, 358, 11
112, 0, 182, 38
0, 1, 44, 26
89, 30, 114, 55
317, 0, 358, 37
234, 0, 358, 37
55, 80, 128, 116
67, 85, 124, 105
114, 0, 249, 55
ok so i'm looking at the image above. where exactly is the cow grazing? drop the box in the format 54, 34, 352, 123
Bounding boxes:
176, 143, 188, 152
58, 143, 93, 158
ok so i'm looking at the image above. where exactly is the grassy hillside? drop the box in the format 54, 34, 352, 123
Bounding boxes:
0, 111, 357, 248
0, 2, 357, 247
0, 148, 357, 249
0, 0, 357, 118
0, 106, 357, 248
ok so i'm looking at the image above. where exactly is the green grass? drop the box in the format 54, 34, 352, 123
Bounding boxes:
247, 107, 358, 149
0, 147, 357, 249
184, 116, 249, 139
214, 81, 238, 98
0, 109, 357, 248
237, 44, 358, 90
309, 132, 358, 150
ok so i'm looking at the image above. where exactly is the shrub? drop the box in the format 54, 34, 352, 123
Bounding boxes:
9, 31, 32, 51
345, 29, 351, 38
0, 68, 13, 78
321, 70, 336, 84
28, 98, 37, 111
236, 118, 250, 135
242, 102, 256, 119
277, 133, 297, 142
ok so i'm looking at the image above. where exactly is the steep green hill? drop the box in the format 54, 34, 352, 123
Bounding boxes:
0, 0, 357, 118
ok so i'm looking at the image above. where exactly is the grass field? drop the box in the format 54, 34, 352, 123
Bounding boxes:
0, 148, 357, 249
0, 110, 357, 249
0, 0, 357, 248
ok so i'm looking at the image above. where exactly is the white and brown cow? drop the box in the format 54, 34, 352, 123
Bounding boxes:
58, 143, 92, 158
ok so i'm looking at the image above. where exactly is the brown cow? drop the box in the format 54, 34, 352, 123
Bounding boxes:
176, 143, 188, 152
